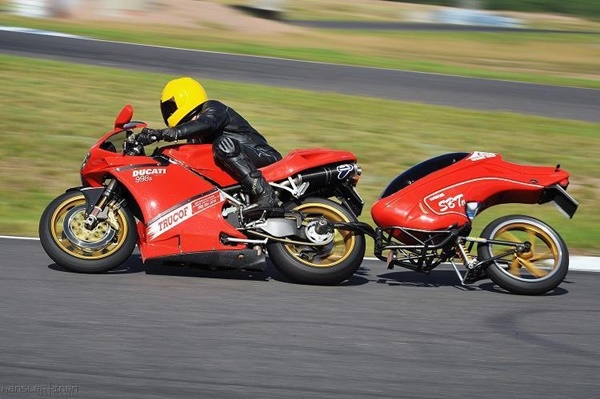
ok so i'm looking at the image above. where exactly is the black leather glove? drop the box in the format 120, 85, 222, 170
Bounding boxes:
160, 127, 180, 142
137, 128, 163, 145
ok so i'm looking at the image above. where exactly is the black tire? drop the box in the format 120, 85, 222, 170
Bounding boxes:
477, 215, 569, 295
39, 190, 137, 273
268, 197, 366, 285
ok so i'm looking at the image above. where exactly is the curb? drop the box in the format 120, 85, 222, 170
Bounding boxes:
569, 256, 600, 272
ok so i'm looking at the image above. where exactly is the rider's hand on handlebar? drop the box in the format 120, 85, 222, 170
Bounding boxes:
160, 127, 179, 142
137, 128, 163, 145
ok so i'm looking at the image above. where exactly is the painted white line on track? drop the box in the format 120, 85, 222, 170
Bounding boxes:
0, 235, 40, 241
0, 26, 85, 39
2, 235, 598, 272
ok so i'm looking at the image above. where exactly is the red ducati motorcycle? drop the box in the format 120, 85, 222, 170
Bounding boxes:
350, 151, 578, 295
39, 105, 366, 285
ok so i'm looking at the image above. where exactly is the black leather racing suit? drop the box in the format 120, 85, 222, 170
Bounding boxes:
169, 100, 282, 206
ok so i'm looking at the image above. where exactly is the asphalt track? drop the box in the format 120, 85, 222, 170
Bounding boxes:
1, 237, 599, 398
2, 28, 600, 398
1, 29, 599, 122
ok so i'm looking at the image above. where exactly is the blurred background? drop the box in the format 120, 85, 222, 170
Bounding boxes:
0, 0, 599, 254
11, 0, 152, 18
6, 0, 600, 27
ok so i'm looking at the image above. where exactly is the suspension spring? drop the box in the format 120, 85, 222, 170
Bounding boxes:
456, 239, 475, 269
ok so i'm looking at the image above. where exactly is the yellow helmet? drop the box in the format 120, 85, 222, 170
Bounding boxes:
160, 77, 208, 127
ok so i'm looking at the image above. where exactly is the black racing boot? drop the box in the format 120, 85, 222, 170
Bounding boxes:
212, 137, 281, 218
241, 171, 281, 217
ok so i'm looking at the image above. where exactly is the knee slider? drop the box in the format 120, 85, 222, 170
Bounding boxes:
213, 136, 241, 160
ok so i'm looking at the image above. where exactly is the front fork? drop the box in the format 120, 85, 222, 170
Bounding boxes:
81, 180, 121, 231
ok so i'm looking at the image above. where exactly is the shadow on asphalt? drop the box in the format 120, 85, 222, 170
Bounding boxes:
47, 255, 370, 286
375, 269, 569, 295
48, 255, 145, 274
47, 257, 568, 294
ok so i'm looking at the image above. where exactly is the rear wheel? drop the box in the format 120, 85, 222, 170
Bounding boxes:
268, 197, 366, 285
39, 190, 137, 273
477, 215, 568, 295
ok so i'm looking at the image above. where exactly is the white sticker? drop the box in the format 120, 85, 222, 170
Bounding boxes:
468, 152, 496, 161
147, 191, 224, 240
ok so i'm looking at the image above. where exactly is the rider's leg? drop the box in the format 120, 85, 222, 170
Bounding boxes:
213, 136, 278, 208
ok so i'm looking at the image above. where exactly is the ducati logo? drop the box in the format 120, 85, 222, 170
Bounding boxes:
132, 168, 167, 177
131, 167, 167, 183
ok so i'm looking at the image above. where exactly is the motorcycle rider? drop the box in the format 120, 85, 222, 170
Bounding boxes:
137, 77, 282, 213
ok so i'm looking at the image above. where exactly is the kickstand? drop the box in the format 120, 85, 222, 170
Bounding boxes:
449, 260, 466, 285
386, 250, 396, 270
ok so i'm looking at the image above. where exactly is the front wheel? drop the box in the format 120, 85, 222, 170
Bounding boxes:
39, 190, 138, 273
477, 215, 569, 295
268, 197, 366, 285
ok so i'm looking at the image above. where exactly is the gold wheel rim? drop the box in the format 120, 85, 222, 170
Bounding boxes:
283, 202, 356, 268
49, 194, 129, 260
490, 222, 560, 281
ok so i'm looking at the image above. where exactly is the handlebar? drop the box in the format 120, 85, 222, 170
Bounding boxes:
123, 131, 145, 156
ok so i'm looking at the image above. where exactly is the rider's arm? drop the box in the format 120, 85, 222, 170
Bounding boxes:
168, 100, 230, 141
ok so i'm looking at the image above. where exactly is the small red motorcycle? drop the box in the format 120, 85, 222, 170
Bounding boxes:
39, 105, 366, 285
40, 105, 578, 294
359, 150, 578, 295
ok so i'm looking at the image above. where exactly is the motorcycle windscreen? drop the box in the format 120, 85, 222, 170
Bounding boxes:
379, 152, 469, 199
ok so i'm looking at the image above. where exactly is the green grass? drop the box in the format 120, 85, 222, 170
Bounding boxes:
1, 54, 599, 255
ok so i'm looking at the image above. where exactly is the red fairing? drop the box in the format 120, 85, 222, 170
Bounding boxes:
262, 148, 358, 182
160, 145, 236, 185
371, 152, 570, 231
161, 145, 358, 187
82, 151, 248, 260
113, 162, 248, 260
